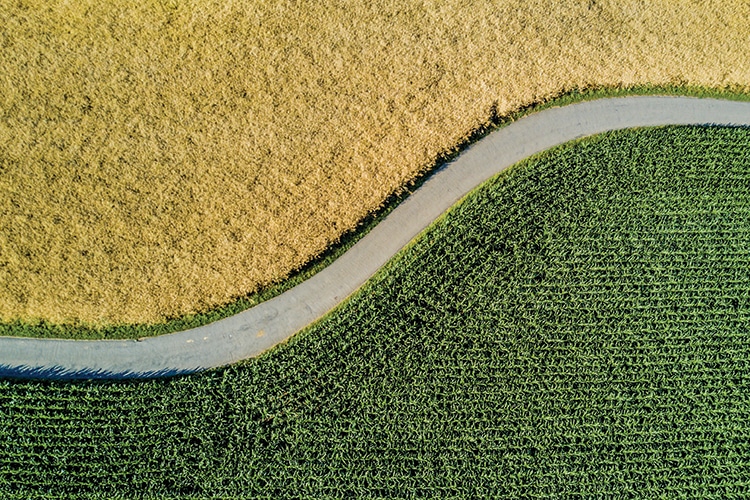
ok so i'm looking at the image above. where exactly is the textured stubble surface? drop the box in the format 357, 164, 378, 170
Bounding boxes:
1, 0, 749, 324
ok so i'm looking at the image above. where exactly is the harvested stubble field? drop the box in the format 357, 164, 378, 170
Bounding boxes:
1, 0, 749, 327
2, 126, 750, 497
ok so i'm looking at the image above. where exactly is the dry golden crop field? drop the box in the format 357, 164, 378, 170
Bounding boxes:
0, 0, 749, 326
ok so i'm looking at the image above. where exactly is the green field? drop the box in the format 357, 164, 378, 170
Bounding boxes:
2, 125, 750, 497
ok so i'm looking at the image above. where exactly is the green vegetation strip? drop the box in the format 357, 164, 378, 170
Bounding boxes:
2, 125, 750, 497
3, 85, 749, 340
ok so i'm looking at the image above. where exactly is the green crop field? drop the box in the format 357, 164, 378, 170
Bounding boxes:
2, 125, 750, 497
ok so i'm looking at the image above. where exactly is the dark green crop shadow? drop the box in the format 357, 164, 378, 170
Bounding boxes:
2, 83, 748, 339
3, 126, 750, 498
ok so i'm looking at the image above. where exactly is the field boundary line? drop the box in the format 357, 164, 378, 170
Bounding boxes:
1, 96, 749, 379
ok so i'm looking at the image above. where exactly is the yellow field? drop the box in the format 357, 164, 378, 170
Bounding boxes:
0, 0, 748, 326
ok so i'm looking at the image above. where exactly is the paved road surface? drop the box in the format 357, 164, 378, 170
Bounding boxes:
2, 96, 749, 379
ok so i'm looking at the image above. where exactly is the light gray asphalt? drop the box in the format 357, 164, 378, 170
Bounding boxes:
2, 96, 749, 379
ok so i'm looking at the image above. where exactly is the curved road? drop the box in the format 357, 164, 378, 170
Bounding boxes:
2, 96, 749, 379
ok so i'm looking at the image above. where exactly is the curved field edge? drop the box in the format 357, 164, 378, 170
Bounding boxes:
2, 126, 750, 497
2, 85, 749, 340
256, 121, 750, 363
